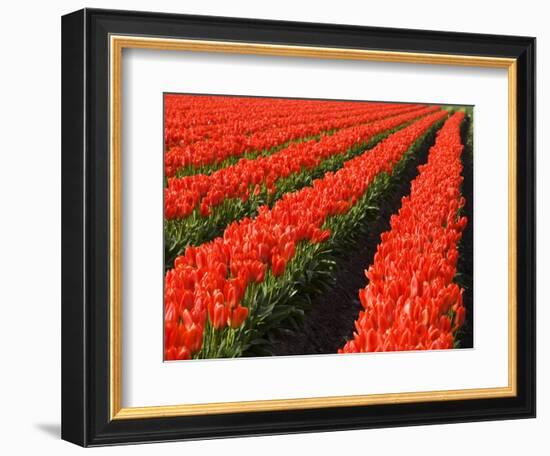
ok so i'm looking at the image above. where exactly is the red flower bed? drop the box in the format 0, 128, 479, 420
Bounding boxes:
164, 99, 425, 177
339, 111, 467, 354
165, 95, 389, 148
164, 109, 447, 360
164, 106, 440, 219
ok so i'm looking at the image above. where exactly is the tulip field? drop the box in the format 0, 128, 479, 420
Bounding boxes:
163, 94, 473, 361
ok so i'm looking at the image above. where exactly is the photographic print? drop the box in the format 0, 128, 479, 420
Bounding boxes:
62, 10, 535, 445
163, 94, 474, 361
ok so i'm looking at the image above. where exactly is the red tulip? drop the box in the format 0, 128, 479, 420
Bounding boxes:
185, 323, 203, 354
212, 303, 227, 330
454, 306, 466, 330
225, 282, 241, 309
271, 255, 286, 277
311, 228, 331, 244
199, 201, 210, 217
229, 306, 249, 329
282, 241, 295, 261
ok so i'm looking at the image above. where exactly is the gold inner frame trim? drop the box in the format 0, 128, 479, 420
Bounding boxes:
109, 35, 518, 420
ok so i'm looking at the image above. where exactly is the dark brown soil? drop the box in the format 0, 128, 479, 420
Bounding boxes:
270, 140, 434, 356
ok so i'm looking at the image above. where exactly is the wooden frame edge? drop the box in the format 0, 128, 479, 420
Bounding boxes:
508, 61, 518, 397
110, 36, 122, 420
108, 35, 519, 420
112, 386, 516, 419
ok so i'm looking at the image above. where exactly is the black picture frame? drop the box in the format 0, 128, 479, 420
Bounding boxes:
62, 8, 536, 447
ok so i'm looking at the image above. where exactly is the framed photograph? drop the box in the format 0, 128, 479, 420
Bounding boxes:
61, 8, 536, 446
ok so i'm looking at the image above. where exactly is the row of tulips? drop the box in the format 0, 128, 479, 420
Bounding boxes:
164, 109, 448, 360
165, 95, 378, 134
165, 102, 425, 177
165, 105, 440, 221
339, 111, 467, 354
165, 95, 389, 149
166, 103, 390, 157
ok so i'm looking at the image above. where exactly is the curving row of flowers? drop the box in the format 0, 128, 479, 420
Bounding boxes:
164, 102, 425, 177
339, 111, 467, 354
165, 95, 389, 149
164, 109, 448, 360
164, 105, 440, 220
